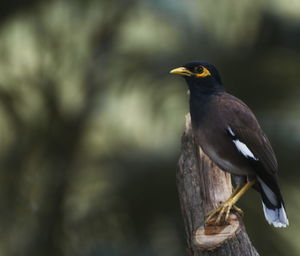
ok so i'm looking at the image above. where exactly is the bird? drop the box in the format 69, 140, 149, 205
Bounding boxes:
170, 61, 289, 228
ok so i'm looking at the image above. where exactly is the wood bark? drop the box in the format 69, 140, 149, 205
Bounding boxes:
177, 114, 259, 256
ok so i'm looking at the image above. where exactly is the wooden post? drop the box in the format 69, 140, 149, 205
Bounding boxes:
177, 114, 259, 256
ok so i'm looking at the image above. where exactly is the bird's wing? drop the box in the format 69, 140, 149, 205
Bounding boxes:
230, 127, 278, 174
217, 93, 278, 176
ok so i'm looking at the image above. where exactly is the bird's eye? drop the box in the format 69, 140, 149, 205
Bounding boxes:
194, 66, 203, 73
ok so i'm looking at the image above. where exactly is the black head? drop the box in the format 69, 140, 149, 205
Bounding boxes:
170, 61, 223, 93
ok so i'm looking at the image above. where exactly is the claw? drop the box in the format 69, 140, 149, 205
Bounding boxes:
233, 205, 244, 215
205, 199, 236, 225
206, 206, 222, 223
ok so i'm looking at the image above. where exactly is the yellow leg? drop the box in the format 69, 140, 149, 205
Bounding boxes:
231, 186, 240, 197
206, 181, 255, 225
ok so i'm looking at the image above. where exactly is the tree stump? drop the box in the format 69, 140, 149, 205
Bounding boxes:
177, 114, 259, 256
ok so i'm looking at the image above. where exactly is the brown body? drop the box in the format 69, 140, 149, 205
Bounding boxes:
193, 93, 278, 178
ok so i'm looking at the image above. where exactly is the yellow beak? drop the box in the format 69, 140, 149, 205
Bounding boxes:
169, 67, 192, 77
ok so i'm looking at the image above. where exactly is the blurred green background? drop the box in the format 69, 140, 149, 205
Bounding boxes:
0, 0, 299, 255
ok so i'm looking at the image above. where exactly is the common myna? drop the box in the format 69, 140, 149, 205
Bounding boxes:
170, 61, 289, 228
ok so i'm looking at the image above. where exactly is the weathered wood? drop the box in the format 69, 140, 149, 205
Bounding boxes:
177, 114, 259, 256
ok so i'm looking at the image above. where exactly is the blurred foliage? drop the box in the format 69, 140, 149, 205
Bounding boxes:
0, 0, 299, 255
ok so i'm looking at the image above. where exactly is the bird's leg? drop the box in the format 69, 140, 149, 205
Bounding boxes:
231, 186, 244, 215
231, 186, 240, 197
205, 181, 255, 225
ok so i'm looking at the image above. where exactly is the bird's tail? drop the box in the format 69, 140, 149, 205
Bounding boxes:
257, 177, 289, 228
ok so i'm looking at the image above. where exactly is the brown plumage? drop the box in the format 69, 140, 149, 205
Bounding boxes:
195, 93, 278, 177
170, 61, 288, 227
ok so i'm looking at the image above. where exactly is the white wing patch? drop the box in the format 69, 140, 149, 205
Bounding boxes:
227, 127, 235, 136
227, 126, 258, 161
233, 140, 258, 160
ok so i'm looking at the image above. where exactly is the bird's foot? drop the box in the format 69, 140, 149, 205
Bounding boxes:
205, 199, 243, 226
205, 181, 254, 226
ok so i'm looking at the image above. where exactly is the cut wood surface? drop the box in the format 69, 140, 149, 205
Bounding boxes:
177, 114, 259, 256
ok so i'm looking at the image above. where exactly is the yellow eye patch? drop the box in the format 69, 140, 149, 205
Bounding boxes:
194, 66, 211, 78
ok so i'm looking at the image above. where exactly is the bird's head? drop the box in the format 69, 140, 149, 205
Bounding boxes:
170, 61, 223, 93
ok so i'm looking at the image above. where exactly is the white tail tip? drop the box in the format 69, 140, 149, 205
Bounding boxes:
262, 203, 289, 228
